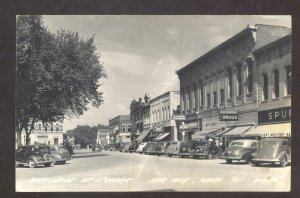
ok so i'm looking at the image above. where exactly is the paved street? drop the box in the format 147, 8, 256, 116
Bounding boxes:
16, 149, 290, 192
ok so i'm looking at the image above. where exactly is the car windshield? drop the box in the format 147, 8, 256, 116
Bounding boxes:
39, 146, 49, 152
181, 142, 194, 146
197, 142, 209, 146
59, 146, 66, 151
50, 147, 56, 151
259, 141, 278, 148
230, 142, 244, 146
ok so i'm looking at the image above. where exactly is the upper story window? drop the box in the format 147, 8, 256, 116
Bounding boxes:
127, 125, 131, 132
207, 93, 211, 108
273, 69, 280, 98
56, 124, 59, 132
50, 124, 53, 132
285, 66, 292, 95
262, 74, 268, 101
220, 89, 224, 105
38, 123, 41, 130
247, 63, 253, 94
227, 68, 233, 99
200, 82, 204, 107
213, 91, 217, 106
237, 65, 242, 96
187, 87, 191, 111
193, 84, 197, 109
122, 124, 126, 132
181, 89, 185, 112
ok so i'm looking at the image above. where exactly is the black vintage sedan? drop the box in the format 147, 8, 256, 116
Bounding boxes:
50, 145, 71, 164
192, 141, 221, 159
220, 139, 259, 164
252, 138, 291, 167
16, 145, 54, 168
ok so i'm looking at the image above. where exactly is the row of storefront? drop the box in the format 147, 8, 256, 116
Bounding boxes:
173, 24, 291, 146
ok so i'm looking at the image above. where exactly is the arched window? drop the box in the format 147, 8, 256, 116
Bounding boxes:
285, 66, 292, 95
162, 108, 165, 122
247, 63, 253, 93
200, 82, 203, 107
237, 65, 242, 96
193, 84, 197, 110
227, 67, 233, 98
181, 88, 185, 112
273, 69, 279, 98
262, 74, 268, 101
187, 87, 190, 111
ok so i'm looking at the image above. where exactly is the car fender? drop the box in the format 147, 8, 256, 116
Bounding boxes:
27, 156, 39, 164
276, 151, 288, 161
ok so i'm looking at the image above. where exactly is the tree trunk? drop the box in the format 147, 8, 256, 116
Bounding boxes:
16, 127, 23, 148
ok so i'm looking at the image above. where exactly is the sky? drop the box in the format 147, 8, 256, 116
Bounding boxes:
42, 15, 291, 131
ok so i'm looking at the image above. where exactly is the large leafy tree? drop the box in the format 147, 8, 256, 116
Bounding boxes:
16, 15, 106, 146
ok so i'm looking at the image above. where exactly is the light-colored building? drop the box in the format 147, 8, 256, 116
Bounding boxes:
96, 128, 110, 145
19, 121, 64, 146
176, 24, 291, 145
137, 91, 180, 142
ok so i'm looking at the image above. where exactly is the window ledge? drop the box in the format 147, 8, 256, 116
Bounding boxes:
284, 95, 291, 99
261, 100, 269, 104
271, 98, 279, 102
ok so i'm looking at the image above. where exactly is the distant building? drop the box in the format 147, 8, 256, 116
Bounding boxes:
136, 91, 180, 142
96, 128, 110, 145
130, 98, 145, 141
19, 121, 64, 146
109, 115, 131, 143
176, 24, 291, 145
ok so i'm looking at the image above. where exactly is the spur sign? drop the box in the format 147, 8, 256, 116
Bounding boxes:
258, 106, 291, 124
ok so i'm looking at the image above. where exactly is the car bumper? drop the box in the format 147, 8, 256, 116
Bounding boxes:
219, 156, 242, 160
252, 158, 279, 163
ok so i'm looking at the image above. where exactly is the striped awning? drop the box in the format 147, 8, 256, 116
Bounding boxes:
135, 129, 152, 141
155, 133, 170, 141
242, 123, 291, 138
222, 125, 253, 137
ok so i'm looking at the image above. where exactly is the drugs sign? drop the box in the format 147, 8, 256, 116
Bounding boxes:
219, 111, 238, 121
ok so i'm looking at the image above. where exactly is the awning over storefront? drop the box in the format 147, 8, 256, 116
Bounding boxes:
222, 125, 253, 137
136, 129, 152, 141
242, 123, 291, 138
155, 133, 170, 141
192, 129, 219, 139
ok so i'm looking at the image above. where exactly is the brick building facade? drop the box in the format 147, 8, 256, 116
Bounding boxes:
176, 24, 291, 146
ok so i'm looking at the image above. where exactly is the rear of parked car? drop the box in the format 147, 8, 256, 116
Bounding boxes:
252, 138, 291, 167
178, 141, 197, 158
220, 139, 259, 164
50, 145, 71, 164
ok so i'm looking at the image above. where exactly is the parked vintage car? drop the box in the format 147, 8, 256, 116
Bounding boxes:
128, 142, 139, 153
220, 139, 259, 164
16, 145, 54, 168
155, 141, 171, 156
108, 144, 117, 151
252, 138, 291, 167
50, 145, 71, 164
178, 141, 198, 158
192, 141, 222, 159
123, 143, 132, 152
118, 143, 126, 152
144, 142, 157, 155
136, 142, 148, 154
164, 141, 185, 157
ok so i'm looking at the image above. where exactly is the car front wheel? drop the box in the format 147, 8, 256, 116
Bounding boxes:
207, 153, 213, 160
44, 163, 51, 167
28, 159, 36, 168
280, 156, 287, 167
226, 159, 232, 164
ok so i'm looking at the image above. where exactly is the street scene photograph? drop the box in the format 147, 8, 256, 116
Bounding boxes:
15, 15, 291, 192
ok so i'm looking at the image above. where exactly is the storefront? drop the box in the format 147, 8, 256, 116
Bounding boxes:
242, 107, 291, 139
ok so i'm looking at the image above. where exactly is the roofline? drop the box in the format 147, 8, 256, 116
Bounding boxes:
176, 25, 257, 75
149, 91, 180, 103
253, 34, 291, 55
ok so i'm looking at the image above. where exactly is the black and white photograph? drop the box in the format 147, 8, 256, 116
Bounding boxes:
15, 15, 291, 192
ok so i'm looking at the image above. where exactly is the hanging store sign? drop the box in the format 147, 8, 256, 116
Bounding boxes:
219, 110, 238, 121
172, 114, 186, 121
258, 106, 291, 124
